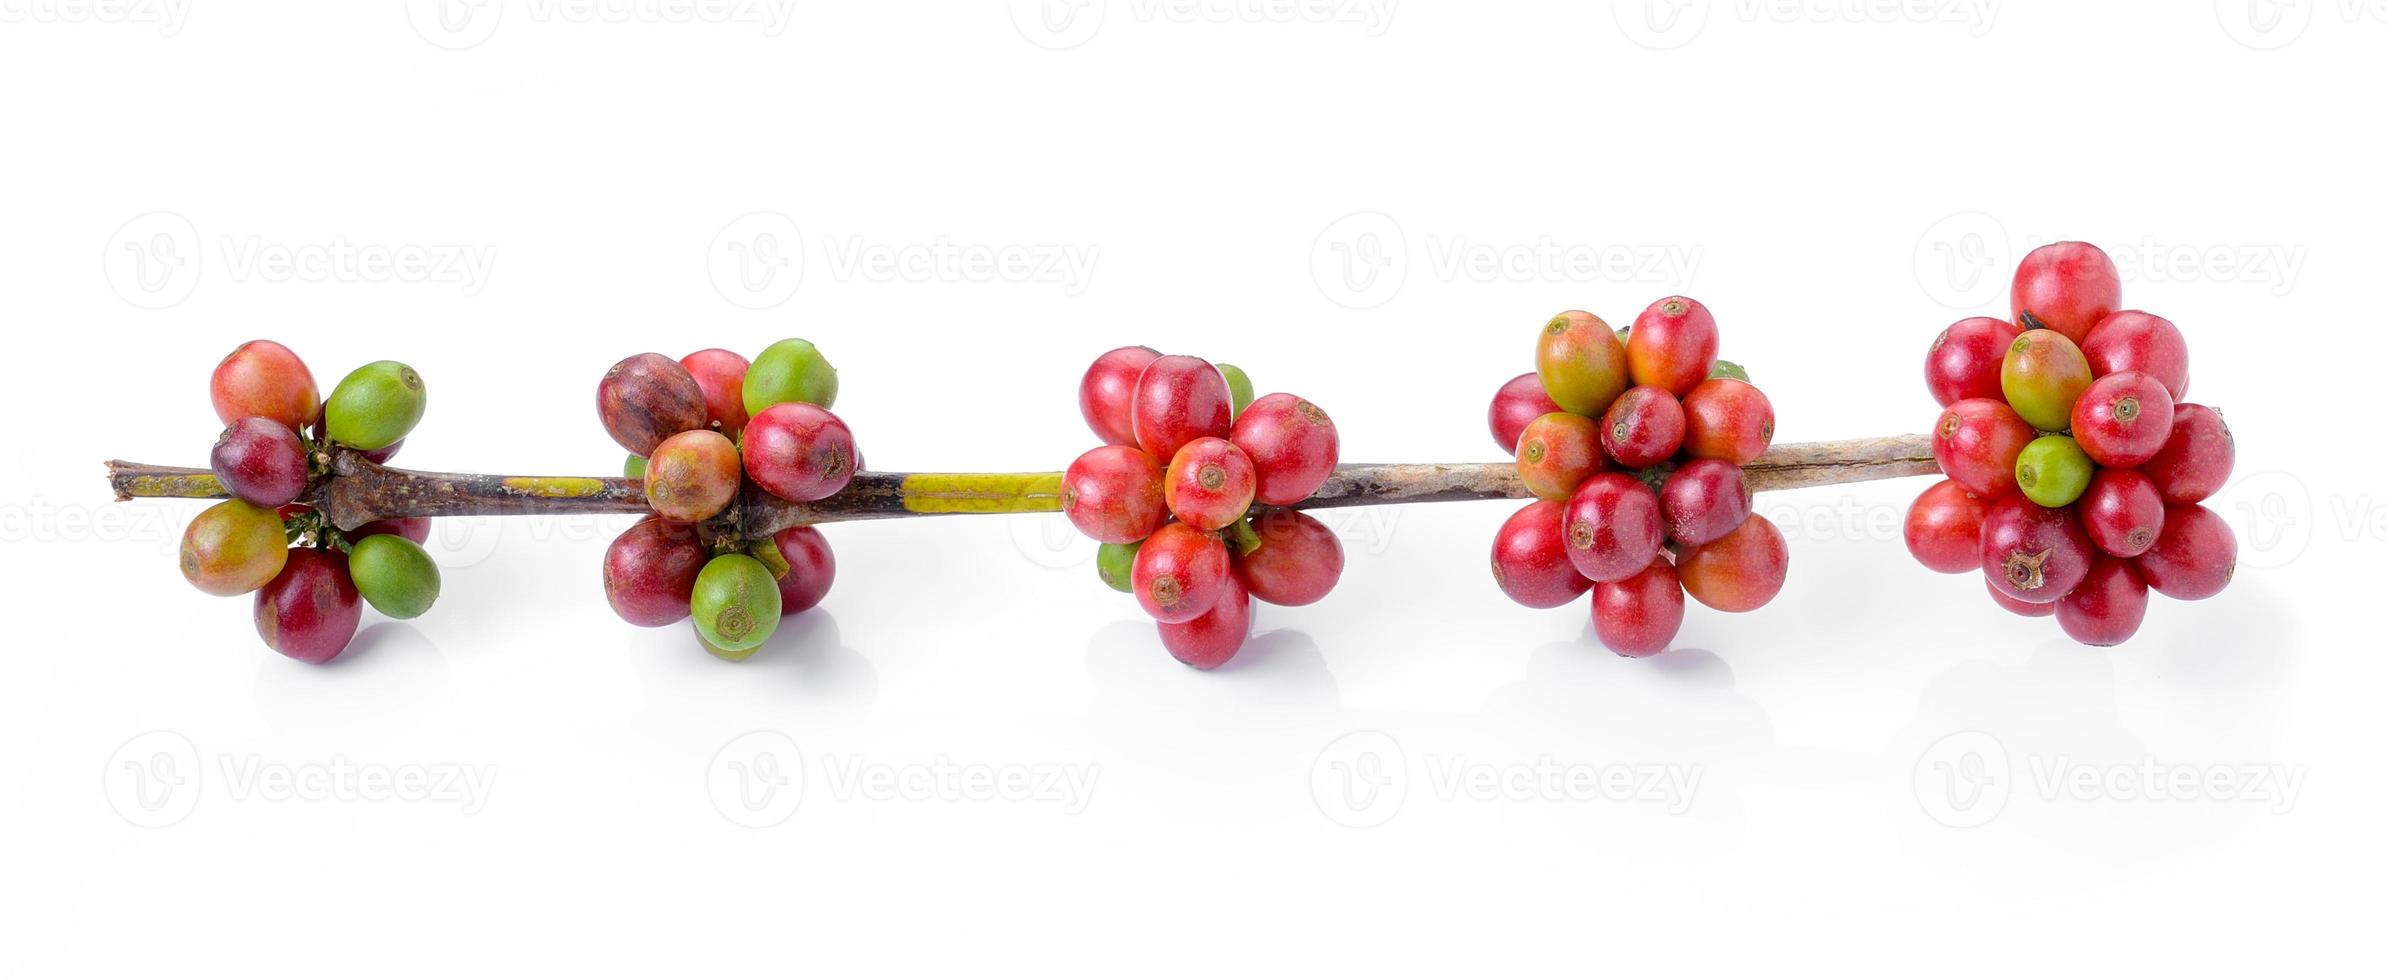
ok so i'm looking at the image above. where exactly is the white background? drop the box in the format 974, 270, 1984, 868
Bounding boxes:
1, 1, 2378, 975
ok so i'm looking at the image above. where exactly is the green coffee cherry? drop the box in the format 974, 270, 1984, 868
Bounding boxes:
1216, 363, 1255, 416
624, 454, 647, 480
1096, 540, 1141, 593
325, 360, 426, 451
348, 534, 440, 619
697, 633, 754, 663
691, 553, 781, 655
2015, 435, 2095, 508
743, 339, 838, 415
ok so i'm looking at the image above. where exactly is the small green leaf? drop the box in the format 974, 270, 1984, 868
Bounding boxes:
1708, 360, 1750, 383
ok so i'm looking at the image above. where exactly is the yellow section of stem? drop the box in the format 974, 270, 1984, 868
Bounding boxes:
501, 477, 611, 498
899, 472, 1065, 515
119, 472, 226, 498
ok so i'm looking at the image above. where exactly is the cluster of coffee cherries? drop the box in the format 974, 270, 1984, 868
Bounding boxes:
1485, 298, 1785, 657
1909, 242, 2237, 645
596, 339, 851, 661
180, 340, 443, 664
1062, 348, 1343, 669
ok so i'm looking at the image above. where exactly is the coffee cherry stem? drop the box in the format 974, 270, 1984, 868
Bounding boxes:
1224, 518, 1264, 556
107, 433, 1937, 536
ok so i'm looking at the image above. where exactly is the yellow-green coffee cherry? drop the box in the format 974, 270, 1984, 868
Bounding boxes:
325, 360, 426, 451
348, 534, 441, 619
743, 339, 838, 415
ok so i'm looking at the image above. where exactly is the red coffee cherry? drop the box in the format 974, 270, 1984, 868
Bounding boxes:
1488, 372, 1561, 454
253, 547, 361, 664
1132, 523, 1230, 624
2057, 556, 2149, 646
1490, 499, 1593, 609
211, 416, 310, 508
1079, 345, 1160, 447
1164, 437, 1257, 532
2141, 404, 2234, 505
603, 518, 710, 627
2082, 310, 2189, 400
1979, 496, 2095, 605
742, 402, 858, 504
680, 348, 752, 437
763, 525, 837, 615
1904, 478, 1988, 574
2077, 469, 2166, 558
1061, 445, 1168, 544
1932, 397, 2035, 499
1236, 511, 1344, 607
349, 516, 431, 545
1924, 316, 2023, 408
1514, 412, 1608, 502
1157, 571, 1251, 670
2071, 370, 2175, 469
1659, 459, 1751, 549
1131, 354, 1232, 462
1680, 378, 1774, 465
1677, 514, 1788, 613
2135, 504, 2236, 601
1986, 579, 2056, 618
1591, 557, 1684, 658
1625, 295, 1719, 396
1229, 393, 1339, 506
2010, 241, 2121, 344
1599, 385, 1686, 469
1561, 473, 1664, 583
211, 339, 321, 432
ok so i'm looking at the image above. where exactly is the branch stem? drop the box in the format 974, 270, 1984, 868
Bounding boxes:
106, 433, 1938, 540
